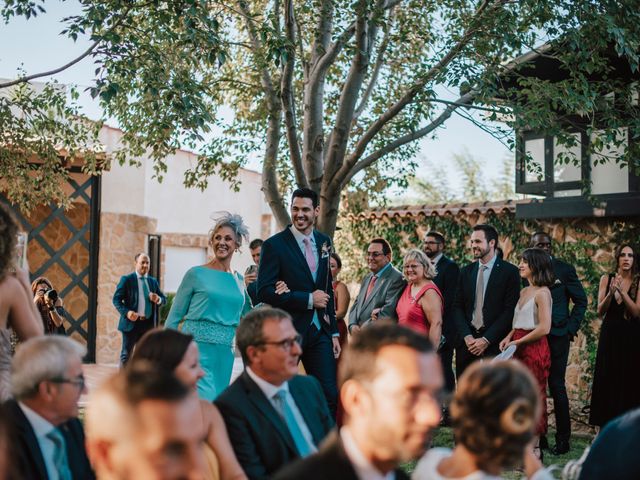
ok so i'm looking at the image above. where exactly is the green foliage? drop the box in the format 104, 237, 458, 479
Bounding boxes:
1, 0, 639, 228
0, 80, 102, 210
159, 292, 175, 327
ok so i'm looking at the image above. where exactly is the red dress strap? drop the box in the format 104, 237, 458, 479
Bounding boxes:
413, 283, 444, 312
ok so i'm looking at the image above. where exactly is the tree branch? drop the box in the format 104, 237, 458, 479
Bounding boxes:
323, 0, 375, 188
0, 4, 134, 89
340, 91, 477, 188
281, 0, 307, 187
353, 8, 394, 121
332, 0, 496, 185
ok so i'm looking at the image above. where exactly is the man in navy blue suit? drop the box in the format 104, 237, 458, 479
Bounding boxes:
423, 230, 460, 395
257, 188, 340, 415
112, 253, 166, 365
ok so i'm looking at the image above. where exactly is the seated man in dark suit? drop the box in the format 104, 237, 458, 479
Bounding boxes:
578, 408, 640, 480
215, 307, 334, 480
5, 336, 95, 480
274, 323, 444, 480
112, 252, 166, 366
85, 363, 207, 480
452, 224, 520, 376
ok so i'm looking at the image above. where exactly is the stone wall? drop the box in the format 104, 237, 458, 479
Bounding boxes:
159, 232, 210, 287
96, 212, 157, 364
25, 201, 91, 346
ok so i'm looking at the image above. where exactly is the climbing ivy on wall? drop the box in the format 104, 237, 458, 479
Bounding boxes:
335, 210, 640, 380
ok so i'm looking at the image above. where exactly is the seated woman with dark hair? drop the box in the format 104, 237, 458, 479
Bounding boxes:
413, 361, 553, 480
131, 329, 247, 480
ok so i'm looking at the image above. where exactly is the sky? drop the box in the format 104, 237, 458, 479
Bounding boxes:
0, 1, 512, 198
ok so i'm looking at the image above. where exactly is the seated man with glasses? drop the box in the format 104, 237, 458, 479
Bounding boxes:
215, 307, 334, 480
4, 335, 95, 479
348, 238, 405, 334
274, 322, 444, 480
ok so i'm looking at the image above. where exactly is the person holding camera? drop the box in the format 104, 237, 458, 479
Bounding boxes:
31, 276, 66, 335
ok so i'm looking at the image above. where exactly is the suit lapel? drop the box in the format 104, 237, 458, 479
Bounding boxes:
242, 373, 297, 453
283, 228, 315, 284
313, 231, 329, 290
469, 261, 479, 307
360, 267, 390, 311
129, 273, 139, 307
484, 258, 502, 303
289, 378, 323, 446
356, 273, 373, 317
8, 400, 49, 479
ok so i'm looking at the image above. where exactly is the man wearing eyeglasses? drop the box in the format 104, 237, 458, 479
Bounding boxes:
215, 308, 334, 480
4, 336, 95, 480
422, 231, 460, 398
273, 323, 444, 480
348, 238, 405, 334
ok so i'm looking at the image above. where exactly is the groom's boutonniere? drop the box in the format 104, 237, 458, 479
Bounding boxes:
321, 242, 331, 259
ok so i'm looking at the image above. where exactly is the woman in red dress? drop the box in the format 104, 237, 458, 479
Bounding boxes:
330, 252, 351, 349
500, 248, 553, 460
396, 249, 443, 348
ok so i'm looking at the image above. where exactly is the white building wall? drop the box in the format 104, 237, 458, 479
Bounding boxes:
99, 125, 273, 275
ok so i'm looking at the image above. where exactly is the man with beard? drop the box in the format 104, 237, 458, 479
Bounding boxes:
452, 224, 519, 375
529, 231, 587, 454
257, 188, 341, 415
422, 231, 460, 395
273, 323, 443, 480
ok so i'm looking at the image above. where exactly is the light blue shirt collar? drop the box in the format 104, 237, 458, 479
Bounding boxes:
246, 367, 289, 396
479, 252, 498, 270
374, 262, 392, 277
289, 225, 316, 248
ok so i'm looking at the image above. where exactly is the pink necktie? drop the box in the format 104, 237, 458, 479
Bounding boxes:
303, 237, 317, 273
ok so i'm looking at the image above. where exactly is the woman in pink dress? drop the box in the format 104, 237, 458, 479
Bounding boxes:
500, 247, 553, 460
396, 249, 443, 348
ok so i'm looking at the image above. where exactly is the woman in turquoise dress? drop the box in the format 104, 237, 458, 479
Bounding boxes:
166, 212, 252, 401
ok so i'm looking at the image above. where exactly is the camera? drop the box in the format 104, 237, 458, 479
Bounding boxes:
245, 264, 258, 276
44, 288, 58, 304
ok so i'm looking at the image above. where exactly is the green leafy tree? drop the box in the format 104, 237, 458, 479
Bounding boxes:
411, 150, 515, 203
1, 0, 638, 235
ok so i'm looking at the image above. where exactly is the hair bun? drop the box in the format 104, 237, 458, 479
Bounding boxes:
499, 398, 534, 435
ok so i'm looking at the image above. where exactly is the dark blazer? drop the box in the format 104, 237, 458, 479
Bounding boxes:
524, 257, 587, 337
257, 227, 337, 336
246, 281, 259, 307
348, 264, 405, 329
452, 257, 520, 345
433, 255, 461, 344
4, 399, 95, 480
112, 272, 166, 332
578, 408, 640, 480
215, 372, 334, 480
272, 430, 410, 480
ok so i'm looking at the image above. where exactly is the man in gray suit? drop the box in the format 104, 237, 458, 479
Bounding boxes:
348, 238, 405, 334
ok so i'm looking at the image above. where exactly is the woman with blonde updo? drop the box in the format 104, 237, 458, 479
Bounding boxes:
413, 361, 553, 480
166, 212, 252, 401
396, 249, 443, 348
